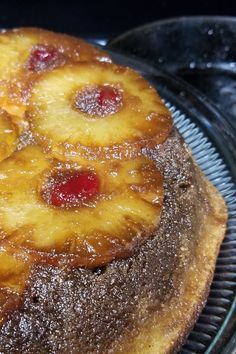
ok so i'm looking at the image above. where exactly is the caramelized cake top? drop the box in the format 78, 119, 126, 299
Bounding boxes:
0, 28, 174, 327
0, 27, 227, 354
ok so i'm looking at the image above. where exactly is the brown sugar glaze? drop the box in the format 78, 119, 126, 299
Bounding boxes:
0, 130, 210, 354
0, 29, 173, 328
28, 62, 172, 161
0, 27, 111, 123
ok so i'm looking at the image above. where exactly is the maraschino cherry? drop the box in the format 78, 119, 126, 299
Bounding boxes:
27, 45, 61, 72
47, 170, 100, 207
75, 85, 122, 117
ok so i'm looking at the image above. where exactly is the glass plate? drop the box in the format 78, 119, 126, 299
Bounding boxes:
108, 50, 236, 354
108, 17, 236, 128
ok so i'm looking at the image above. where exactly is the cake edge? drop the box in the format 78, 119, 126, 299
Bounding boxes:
115, 166, 228, 354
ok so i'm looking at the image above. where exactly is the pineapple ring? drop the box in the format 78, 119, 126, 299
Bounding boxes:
0, 241, 33, 322
0, 109, 18, 162
0, 242, 32, 294
0, 28, 111, 123
0, 146, 163, 267
28, 62, 172, 160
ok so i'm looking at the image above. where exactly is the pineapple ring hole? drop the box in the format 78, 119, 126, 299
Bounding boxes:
26, 44, 65, 72
41, 169, 100, 208
74, 84, 123, 117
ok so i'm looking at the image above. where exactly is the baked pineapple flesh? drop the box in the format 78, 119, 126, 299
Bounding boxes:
0, 242, 32, 321
0, 36, 172, 317
0, 146, 163, 267
0, 243, 31, 294
28, 62, 172, 159
0, 109, 18, 162
0, 28, 111, 123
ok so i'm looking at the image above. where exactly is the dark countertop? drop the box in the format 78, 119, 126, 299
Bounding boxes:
0, 0, 236, 39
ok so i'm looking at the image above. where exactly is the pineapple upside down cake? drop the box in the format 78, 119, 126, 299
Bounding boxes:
0, 28, 227, 354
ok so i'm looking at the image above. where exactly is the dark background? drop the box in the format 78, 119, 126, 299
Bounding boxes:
1, 0, 236, 40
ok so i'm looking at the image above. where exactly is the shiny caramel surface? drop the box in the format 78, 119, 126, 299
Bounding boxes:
0, 28, 172, 322
0, 109, 18, 162
0, 28, 111, 121
0, 146, 163, 264
28, 62, 172, 159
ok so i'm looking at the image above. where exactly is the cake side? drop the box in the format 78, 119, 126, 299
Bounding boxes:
115, 166, 227, 354
0, 129, 226, 354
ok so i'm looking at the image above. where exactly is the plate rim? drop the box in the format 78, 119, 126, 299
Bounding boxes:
108, 49, 236, 353
108, 15, 236, 46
